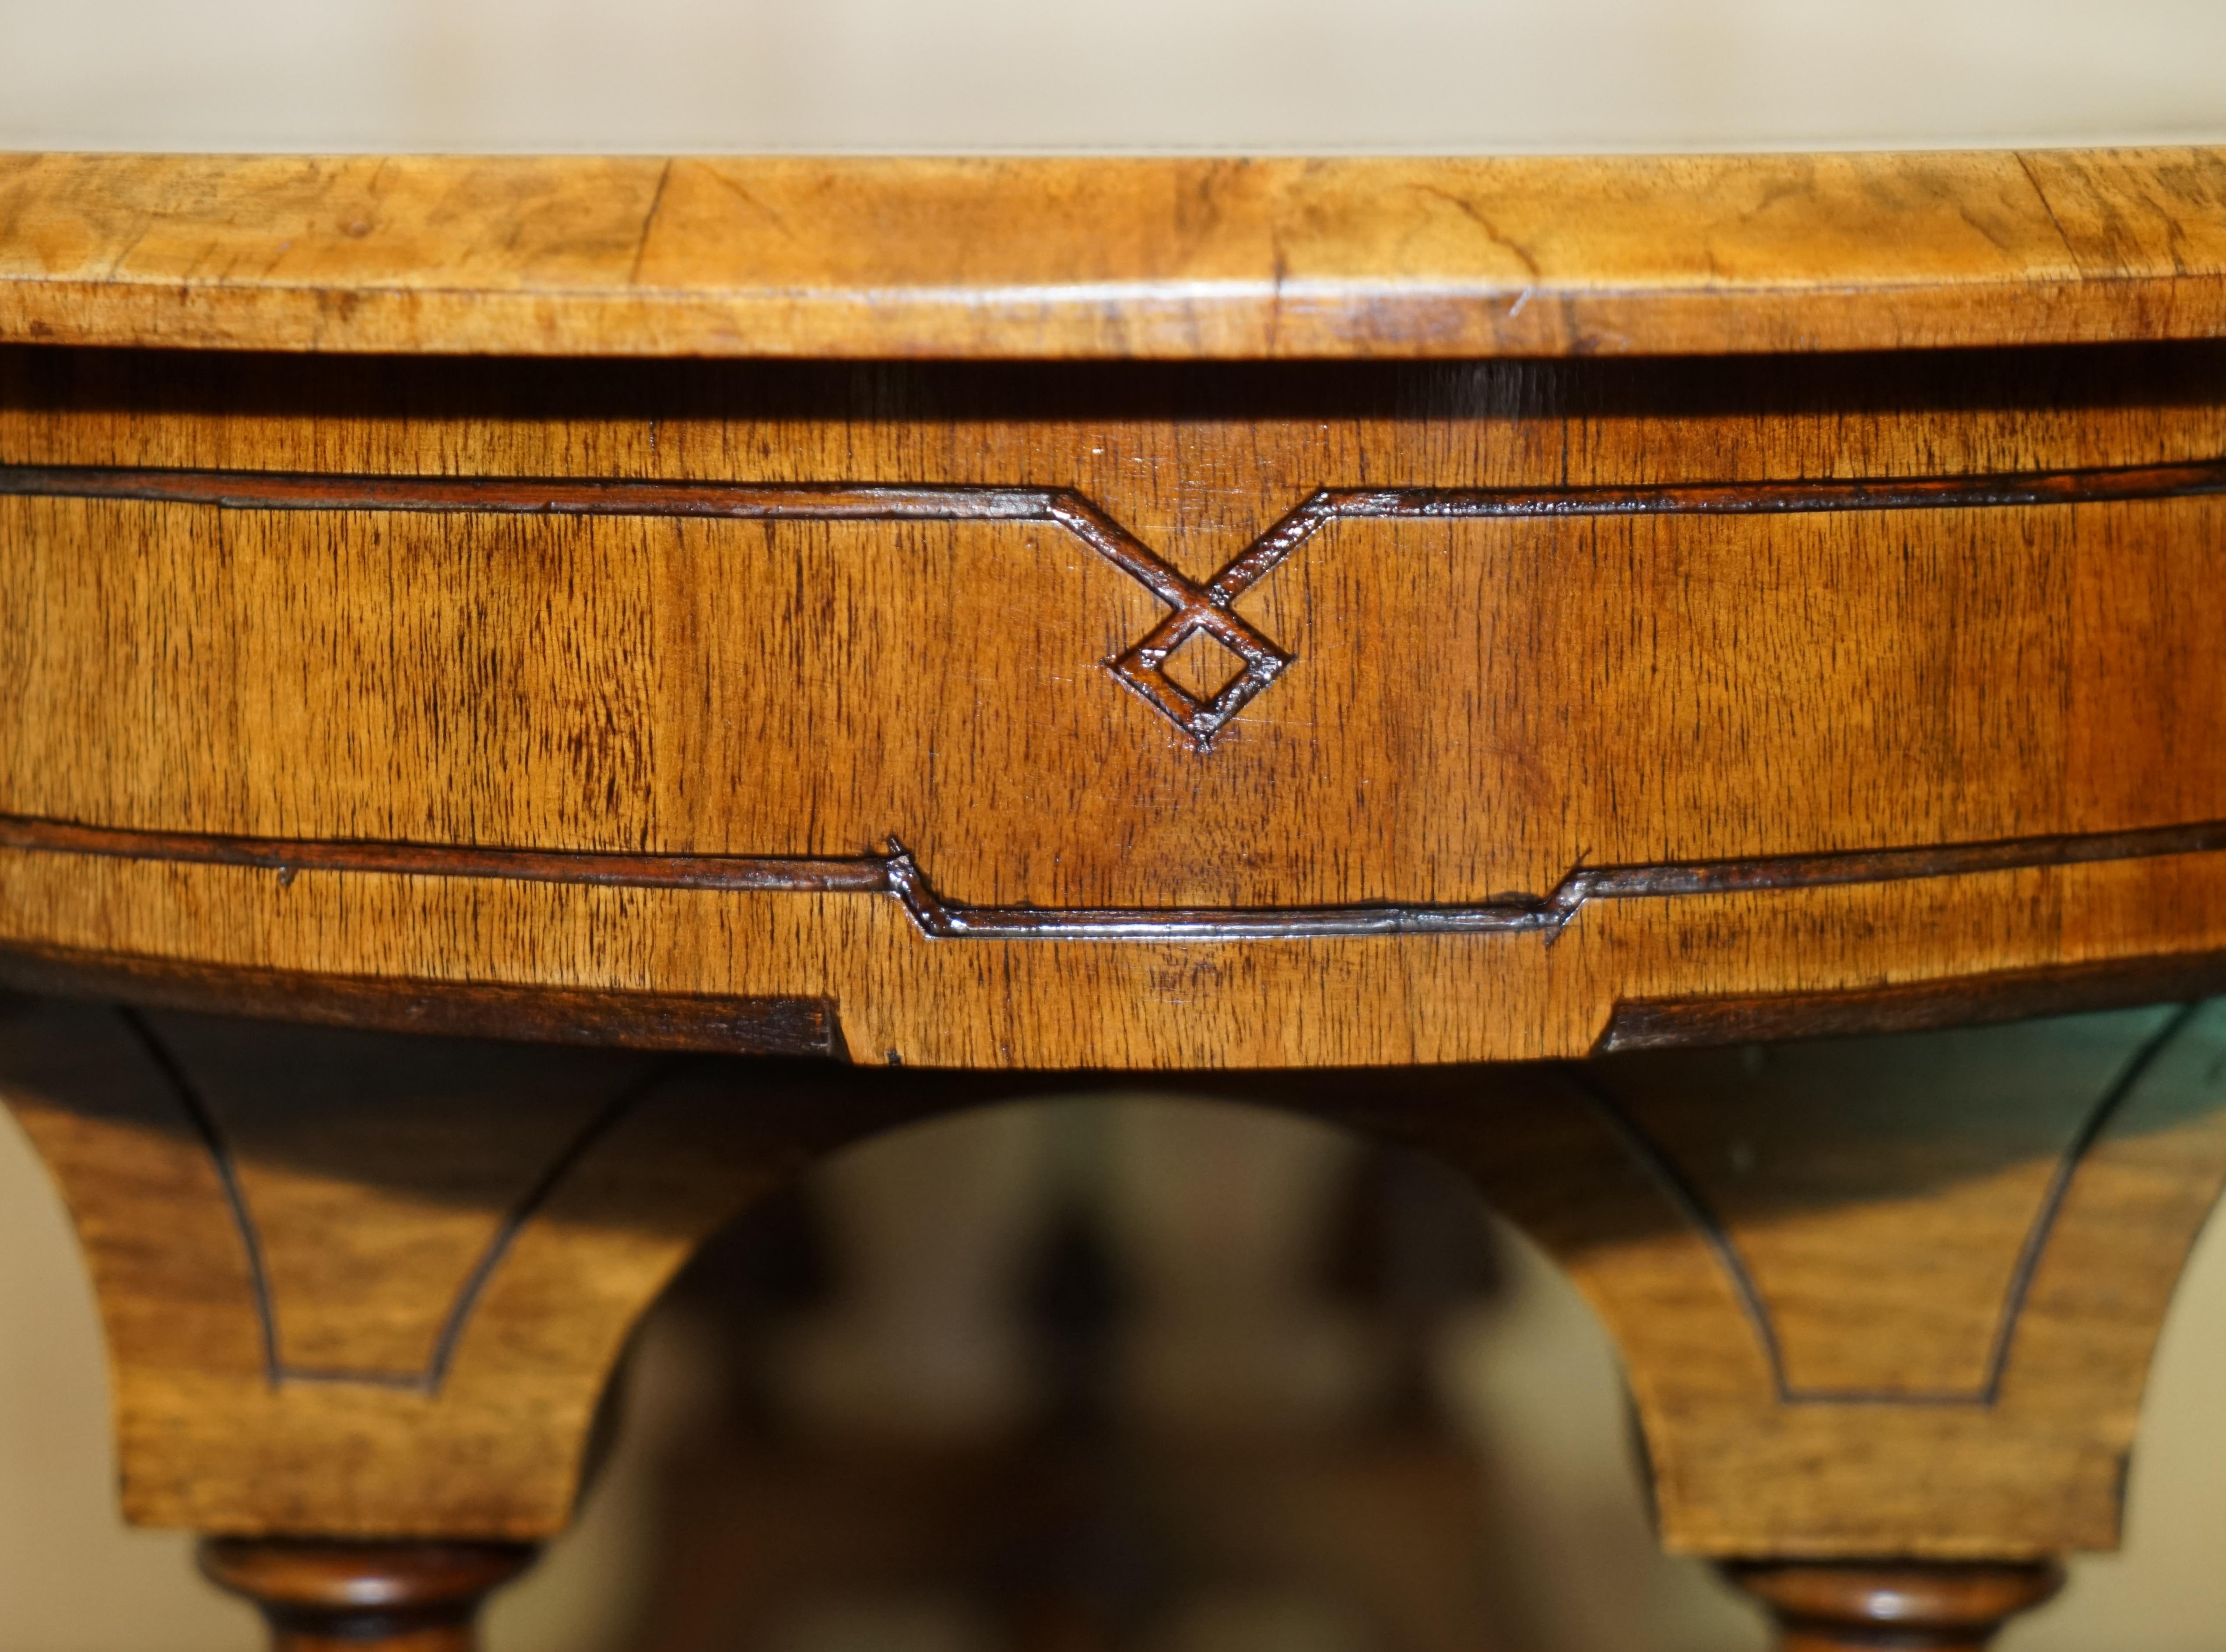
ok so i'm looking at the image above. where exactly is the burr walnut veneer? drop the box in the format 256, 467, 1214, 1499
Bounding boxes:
3, 149, 2226, 1650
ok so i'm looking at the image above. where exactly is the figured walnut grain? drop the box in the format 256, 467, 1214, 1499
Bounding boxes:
1, 151, 2225, 359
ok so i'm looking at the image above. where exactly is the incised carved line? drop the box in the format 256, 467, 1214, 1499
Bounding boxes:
0, 465, 1292, 749
398, 1059, 685, 1395
117, 1005, 284, 1384
119, 998, 688, 1395
4, 456, 2223, 749
6, 812, 2226, 942
6, 456, 2226, 927
1557, 1001, 2205, 1407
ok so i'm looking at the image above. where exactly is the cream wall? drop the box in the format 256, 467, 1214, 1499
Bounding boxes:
3, 4, 2225, 1646
3, 0, 2226, 152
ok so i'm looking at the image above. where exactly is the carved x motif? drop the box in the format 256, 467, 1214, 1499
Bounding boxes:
1049, 493, 1332, 751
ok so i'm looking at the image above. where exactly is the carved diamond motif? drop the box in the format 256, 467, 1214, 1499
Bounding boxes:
1108, 602, 1290, 751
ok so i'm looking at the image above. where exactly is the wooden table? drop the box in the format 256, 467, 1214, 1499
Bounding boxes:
3, 148, 2226, 1651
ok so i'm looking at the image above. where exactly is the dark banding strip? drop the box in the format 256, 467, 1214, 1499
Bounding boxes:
1595, 948, 2226, 1051
0, 940, 847, 1058
7, 813, 2226, 942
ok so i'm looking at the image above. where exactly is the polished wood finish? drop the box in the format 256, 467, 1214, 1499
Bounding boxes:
0, 997, 914, 1534
7, 147, 2226, 1636
5, 346, 2226, 1065
0, 937, 843, 1055
1720, 1561, 2064, 1652
1597, 946, 2226, 1050
199, 1538, 535, 1652
1330, 1005, 2226, 1557
5, 990, 2221, 1560
2, 151, 2224, 359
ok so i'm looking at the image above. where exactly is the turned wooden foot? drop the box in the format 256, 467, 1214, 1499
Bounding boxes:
1721, 1561, 2064, 1652
199, 1539, 537, 1652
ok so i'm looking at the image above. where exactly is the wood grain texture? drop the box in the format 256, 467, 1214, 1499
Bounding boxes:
1329, 1004, 2226, 1558
5, 988, 2222, 1555
13, 147, 2226, 1594
2, 348, 2224, 1063
1720, 1561, 2064, 1652
1596, 947, 2226, 1050
199, 1539, 536, 1652
0, 997, 929, 1535
0, 938, 843, 1055
1, 151, 2225, 359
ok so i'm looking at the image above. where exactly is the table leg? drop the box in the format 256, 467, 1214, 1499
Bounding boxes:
6, 988, 2224, 1638
0, 994, 938, 1629
1311, 1002, 2226, 1625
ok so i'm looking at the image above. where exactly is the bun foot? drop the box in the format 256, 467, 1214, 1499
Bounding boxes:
1720, 1560, 2065, 1652
198, 1538, 538, 1652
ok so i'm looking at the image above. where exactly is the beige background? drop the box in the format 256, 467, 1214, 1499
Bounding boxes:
4, 1, 2226, 1645
3, 0, 2226, 153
